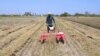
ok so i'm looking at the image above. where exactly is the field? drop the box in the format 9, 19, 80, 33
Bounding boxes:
0, 16, 100, 56
63, 16, 100, 29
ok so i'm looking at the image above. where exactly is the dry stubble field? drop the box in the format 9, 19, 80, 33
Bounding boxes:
0, 16, 100, 56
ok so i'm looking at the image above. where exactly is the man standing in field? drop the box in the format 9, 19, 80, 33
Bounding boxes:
46, 12, 55, 33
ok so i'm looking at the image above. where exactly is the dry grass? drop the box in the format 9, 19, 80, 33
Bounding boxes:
62, 16, 100, 29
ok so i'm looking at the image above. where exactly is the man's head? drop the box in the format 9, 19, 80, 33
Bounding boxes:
47, 12, 52, 16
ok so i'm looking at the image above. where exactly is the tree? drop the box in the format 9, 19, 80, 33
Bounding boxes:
74, 13, 85, 16
23, 12, 32, 16
60, 12, 69, 17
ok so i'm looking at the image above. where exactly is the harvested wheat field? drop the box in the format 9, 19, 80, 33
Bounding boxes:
0, 16, 100, 56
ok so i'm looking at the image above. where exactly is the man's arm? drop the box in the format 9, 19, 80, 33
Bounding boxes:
52, 17, 55, 23
46, 17, 48, 24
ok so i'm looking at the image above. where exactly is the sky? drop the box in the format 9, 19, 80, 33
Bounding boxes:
0, 0, 100, 14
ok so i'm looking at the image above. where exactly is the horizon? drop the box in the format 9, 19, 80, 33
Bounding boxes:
0, 0, 100, 14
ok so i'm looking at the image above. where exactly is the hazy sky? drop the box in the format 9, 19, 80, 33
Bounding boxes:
0, 0, 100, 14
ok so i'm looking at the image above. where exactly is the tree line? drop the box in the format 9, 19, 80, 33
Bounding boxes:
0, 12, 100, 17
60, 12, 100, 17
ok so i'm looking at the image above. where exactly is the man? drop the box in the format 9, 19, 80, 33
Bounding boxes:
46, 13, 55, 33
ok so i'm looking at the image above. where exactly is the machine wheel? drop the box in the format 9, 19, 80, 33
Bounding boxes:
41, 39, 45, 44
60, 38, 64, 44
56, 38, 59, 43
